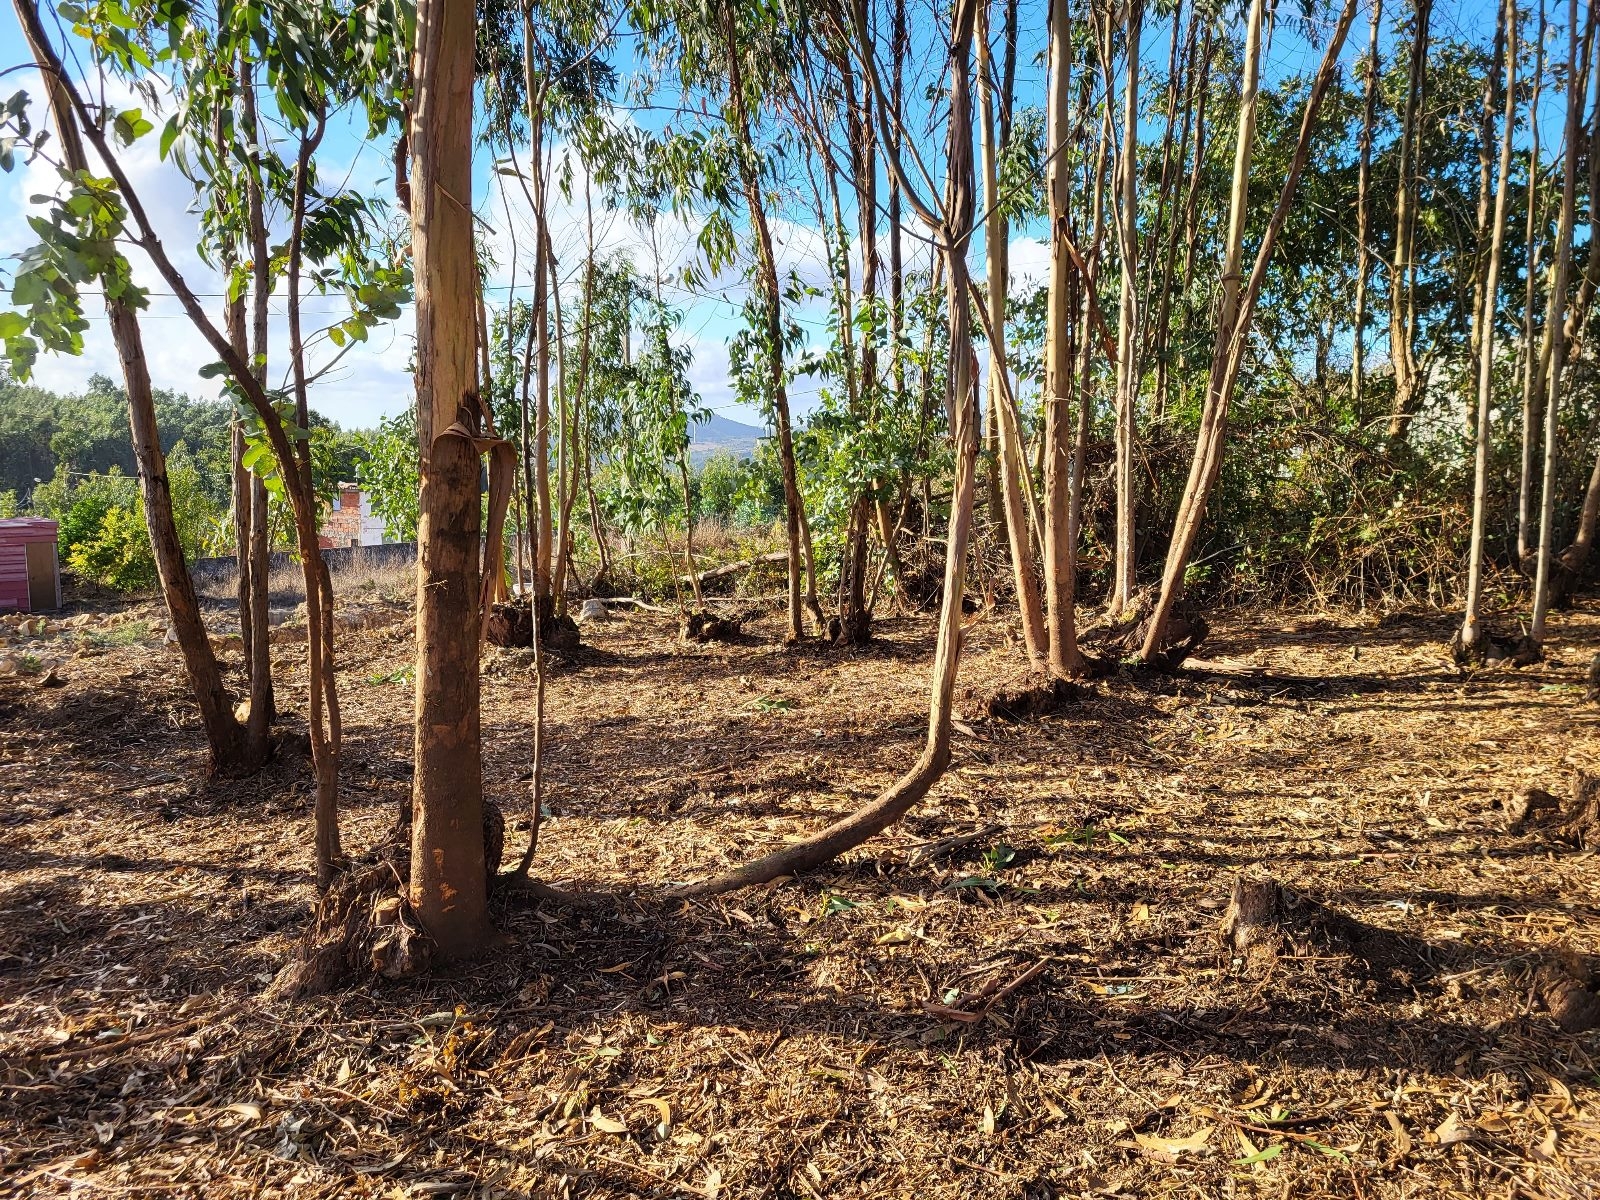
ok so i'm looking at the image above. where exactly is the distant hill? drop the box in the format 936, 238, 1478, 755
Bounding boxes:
689, 412, 766, 462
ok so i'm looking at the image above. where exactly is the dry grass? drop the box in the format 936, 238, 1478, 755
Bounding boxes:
1, 594, 1598, 1198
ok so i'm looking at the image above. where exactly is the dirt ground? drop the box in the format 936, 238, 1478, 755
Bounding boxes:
1, 588, 1598, 1199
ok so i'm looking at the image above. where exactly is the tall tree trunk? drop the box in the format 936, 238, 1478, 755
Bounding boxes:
723, 3, 820, 641
1461, 0, 1518, 649
1465, 2, 1506, 434
1349, 0, 1382, 413
22, 0, 342, 885
286, 110, 343, 887
1518, 0, 1547, 564
1531, 0, 1583, 643
1151, 8, 1199, 418
980, 0, 1046, 664
1174, 24, 1213, 386
1043, 0, 1085, 678
1385, 0, 1434, 447
1108, 0, 1142, 619
1140, 0, 1358, 661
17, 0, 254, 776
408, 0, 493, 954
238, 58, 276, 747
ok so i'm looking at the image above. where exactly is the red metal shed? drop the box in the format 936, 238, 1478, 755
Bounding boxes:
0, 518, 61, 612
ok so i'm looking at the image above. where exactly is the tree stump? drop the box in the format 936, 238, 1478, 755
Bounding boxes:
681, 611, 740, 643
1557, 771, 1600, 849
1536, 957, 1600, 1033
1505, 786, 1564, 834
1220, 875, 1282, 954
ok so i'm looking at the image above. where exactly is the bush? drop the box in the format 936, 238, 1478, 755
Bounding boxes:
67, 502, 157, 590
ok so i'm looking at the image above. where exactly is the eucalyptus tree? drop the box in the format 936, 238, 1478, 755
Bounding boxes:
1349, 0, 1381, 409
623, 0, 827, 641
7, 0, 411, 885
1385, 0, 1433, 446
1458, 0, 1517, 654
9, 0, 255, 777
1140, 0, 1358, 661
1530, 0, 1584, 647
676, 0, 984, 894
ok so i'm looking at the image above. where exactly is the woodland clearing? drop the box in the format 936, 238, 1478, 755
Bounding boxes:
1, 589, 1597, 1199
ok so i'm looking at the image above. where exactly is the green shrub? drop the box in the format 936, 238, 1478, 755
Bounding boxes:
67, 503, 157, 590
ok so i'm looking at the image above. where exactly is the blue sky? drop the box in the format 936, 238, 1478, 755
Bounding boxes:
0, 0, 1563, 433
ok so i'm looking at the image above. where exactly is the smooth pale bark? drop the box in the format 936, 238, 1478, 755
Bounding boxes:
286, 110, 342, 887
1531, 0, 1582, 642
1070, 117, 1111, 581
1152, 10, 1199, 416
1174, 25, 1213, 381
408, 0, 492, 953
1140, 0, 1358, 661
1350, 0, 1382, 410
1043, 0, 1085, 678
1465, 5, 1506, 422
979, 0, 1046, 664
17, 0, 253, 776
1108, 0, 1142, 619
238, 58, 275, 746
1461, 0, 1518, 649
1518, 0, 1547, 564
679, 0, 981, 896
723, 2, 817, 641
1386, 0, 1434, 446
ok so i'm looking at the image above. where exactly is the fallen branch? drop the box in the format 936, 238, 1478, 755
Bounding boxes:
921, 959, 1049, 1023
678, 551, 789, 586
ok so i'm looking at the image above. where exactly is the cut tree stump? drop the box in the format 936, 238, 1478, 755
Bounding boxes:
1507, 771, 1600, 846
1216, 873, 1440, 986
1505, 786, 1564, 833
486, 599, 580, 650
1220, 876, 1283, 954
681, 611, 741, 643
1557, 771, 1600, 849
1536, 956, 1600, 1033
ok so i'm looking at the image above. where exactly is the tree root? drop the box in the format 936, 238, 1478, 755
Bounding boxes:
266, 801, 507, 1001
669, 747, 948, 898
1535, 954, 1600, 1033
960, 670, 1081, 721
1450, 627, 1540, 670
1506, 770, 1600, 847
1218, 873, 1440, 987
487, 598, 581, 649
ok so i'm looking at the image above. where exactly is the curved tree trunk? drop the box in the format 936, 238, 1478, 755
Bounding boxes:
17, 0, 254, 777
676, 0, 981, 897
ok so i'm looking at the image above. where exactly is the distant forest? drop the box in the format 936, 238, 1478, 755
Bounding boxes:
0, 371, 368, 510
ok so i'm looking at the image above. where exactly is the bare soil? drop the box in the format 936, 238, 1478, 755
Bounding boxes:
2, 594, 1599, 1198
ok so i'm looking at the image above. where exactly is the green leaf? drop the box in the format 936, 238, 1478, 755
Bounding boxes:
0, 312, 25, 339
1234, 1144, 1284, 1165
158, 116, 180, 160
